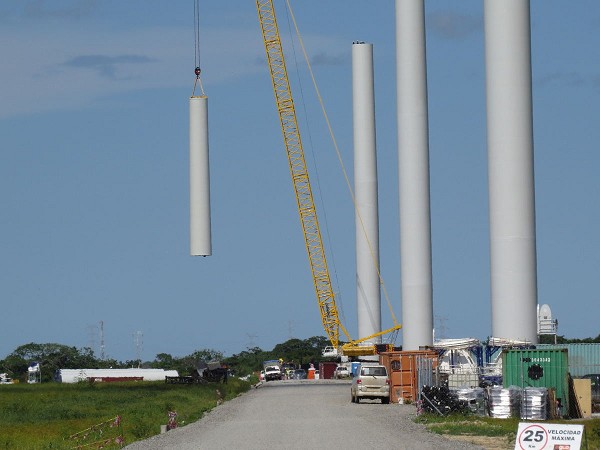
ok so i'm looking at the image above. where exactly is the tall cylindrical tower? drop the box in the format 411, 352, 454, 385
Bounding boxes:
352, 42, 381, 342
190, 95, 212, 256
396, 0, 433, 350
484, 0, 538, 342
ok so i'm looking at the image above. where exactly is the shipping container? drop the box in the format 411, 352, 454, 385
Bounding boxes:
379, 350, 438, 403
536, 343, 600, 377
502, 348, 569, 415
318, 362, 337, 380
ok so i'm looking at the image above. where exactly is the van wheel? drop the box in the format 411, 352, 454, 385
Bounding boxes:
351, 393, 355, 403
382, 397, 390, 404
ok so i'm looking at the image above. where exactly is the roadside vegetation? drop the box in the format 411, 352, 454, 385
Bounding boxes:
0, 337, 332, 383
415, 413, 600, 449
0, 379, 250, 449
0, 337, 331, 448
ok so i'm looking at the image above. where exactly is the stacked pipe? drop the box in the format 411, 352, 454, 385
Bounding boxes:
420, 385, 468, 415
453, 387, 486, 416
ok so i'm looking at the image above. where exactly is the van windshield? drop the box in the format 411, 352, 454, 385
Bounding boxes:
363, 367, 386, 376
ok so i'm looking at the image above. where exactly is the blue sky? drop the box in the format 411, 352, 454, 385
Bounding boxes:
1, 0, 598, 362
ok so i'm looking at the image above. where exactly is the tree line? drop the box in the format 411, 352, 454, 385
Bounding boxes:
0, 336, 331, 383
3, 334, 598, 382
538, 334, 600, 344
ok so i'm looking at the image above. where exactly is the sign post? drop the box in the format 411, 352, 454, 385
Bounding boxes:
515, 422, 585, 450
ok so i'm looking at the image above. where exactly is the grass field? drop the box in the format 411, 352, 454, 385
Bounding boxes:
0, 379, 251, 449
415, 412, 600, 449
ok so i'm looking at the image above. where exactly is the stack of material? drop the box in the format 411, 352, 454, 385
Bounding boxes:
420, 385, 468, 415
488, 386, 521, 418
521, 387, 548, 420
453, 387, 486, 416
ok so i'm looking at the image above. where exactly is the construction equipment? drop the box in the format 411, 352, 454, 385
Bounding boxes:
256, 0, 401, 357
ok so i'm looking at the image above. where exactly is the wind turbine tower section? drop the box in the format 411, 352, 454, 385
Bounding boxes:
189, 94, 212, 257
189, 1, 212, 257
484, 0, 538, 342
395, 0, 434, 350
352, 42, 382, 343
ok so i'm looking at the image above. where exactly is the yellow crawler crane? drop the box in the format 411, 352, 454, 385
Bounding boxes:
256, 0, 400, 357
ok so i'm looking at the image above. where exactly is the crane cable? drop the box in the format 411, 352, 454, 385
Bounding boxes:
284, 0, 400, 328
192, 0, 205, 97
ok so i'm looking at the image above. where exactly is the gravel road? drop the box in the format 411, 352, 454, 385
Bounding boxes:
124, 380, 485, 450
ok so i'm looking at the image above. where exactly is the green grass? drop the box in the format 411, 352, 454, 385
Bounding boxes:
0, 379, 251, 449
415, 413, 600, 449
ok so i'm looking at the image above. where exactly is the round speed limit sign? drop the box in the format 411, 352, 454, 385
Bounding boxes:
517, 424, 548, 449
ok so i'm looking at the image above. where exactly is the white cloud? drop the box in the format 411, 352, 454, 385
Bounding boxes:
0, 25, 264, 118
62, 54, 156, 79
427, 11, 482, 39
0, 15, 350, 119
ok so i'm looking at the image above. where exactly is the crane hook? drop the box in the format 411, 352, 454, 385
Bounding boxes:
195, 67, 201, 78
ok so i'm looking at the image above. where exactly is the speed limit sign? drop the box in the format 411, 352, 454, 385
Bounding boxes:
515, 422, 584, 450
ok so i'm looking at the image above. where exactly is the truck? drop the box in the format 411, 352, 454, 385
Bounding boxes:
334, 364, 350, 379
0, 373, 14, 384
263, 360, 282, 382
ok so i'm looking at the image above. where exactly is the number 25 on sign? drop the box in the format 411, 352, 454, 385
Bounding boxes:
517, 424, 547, 449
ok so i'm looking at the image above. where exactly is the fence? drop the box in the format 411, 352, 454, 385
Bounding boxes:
68, 416, 124, 449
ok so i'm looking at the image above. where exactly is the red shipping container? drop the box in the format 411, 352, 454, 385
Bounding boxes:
379, 350, 439, 403
318, 362, 337, 380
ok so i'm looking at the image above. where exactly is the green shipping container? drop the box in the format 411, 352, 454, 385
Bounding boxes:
502, 348, 569, 414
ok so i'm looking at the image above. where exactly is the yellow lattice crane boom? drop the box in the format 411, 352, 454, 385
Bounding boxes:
256, 0, 400, 357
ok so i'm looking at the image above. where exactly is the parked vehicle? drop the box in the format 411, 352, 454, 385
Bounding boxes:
281, 362, 296, 380
263, 360, 282, 382
0, 373, 14, 384
335, 365, 350, 379
350, 365, 390, 404
292, 369, 307, 380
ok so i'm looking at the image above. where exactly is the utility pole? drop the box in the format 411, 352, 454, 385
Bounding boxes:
99, 320, 105, 360
133, 331, 143, 367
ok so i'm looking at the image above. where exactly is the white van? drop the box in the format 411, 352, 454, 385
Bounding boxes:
350, 365, 390, 404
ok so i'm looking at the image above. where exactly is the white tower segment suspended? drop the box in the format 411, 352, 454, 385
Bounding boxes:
189, 0, 212, 257
189, 95, 211, 256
